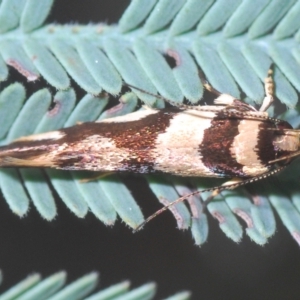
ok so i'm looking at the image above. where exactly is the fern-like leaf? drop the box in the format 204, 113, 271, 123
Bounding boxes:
0, 0, 299, 246
0, 270, 189, 299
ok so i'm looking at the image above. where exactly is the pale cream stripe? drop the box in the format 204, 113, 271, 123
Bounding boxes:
152, 110, 218, 177
6, 135, 131, 171
14, 131, 65, 142
232, 119, 268, 176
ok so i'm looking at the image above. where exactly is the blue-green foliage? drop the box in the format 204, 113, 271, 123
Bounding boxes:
0, 0, 299, 246
0, 270, 189, 300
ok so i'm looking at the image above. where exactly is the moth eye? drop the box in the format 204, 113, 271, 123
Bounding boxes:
276, 120, 293, 130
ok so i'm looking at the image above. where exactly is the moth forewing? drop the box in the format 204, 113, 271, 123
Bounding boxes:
0, 70, 299, 230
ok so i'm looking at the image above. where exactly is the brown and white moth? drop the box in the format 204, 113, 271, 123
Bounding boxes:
0, 70, 299, 227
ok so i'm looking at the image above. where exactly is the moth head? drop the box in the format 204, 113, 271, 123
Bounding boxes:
273, 130, 300, 152
270, 129, 300, 164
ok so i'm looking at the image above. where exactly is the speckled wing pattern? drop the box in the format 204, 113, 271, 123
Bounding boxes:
0, 106, 295, 178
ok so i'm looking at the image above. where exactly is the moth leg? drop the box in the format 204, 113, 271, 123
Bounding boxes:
259, 68, 274, 112
141, 104, 154, 110
202, 81, 222, 96
79, 172, 114, 183
199, 71, 256, 110
213, 93, 238, 106
198, 69, 222, 96
201, 78, 246, 108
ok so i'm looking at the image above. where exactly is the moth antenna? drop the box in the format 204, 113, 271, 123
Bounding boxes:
133, 190, 202, 232
263, 128, 300, 137
124, 82, 283, 124
124, 82, 194, 110
134, 166, 286, 232
124, 82, 233, 111
125, 82, 266, 116
125, 82, 233, 112
221, 110, 283, 124
283, 129, 300, 132
268, 150, 300, 164
264, 128, 289, 131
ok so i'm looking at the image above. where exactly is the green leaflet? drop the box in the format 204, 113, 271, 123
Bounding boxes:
170, 0, 214, 36
119, 0, 157, 33
112, 283, 156, 300
218, 41, 264, 102
0, 270, 190, 300
76, 40, 122, 95
143, 0, 186, 35
20, 0, 54, 33
23, 39, 70, 90
146, 175, 191, 230
6, 88, 51, 140
223, 0, 270, 38
46, 272, 98, 300
0, 83, 26, 139
248, 0, 297, 39
49, 39, 102, 95
84, 281, 130, 300
103, 38, 158, 106
172, 179, 208, 244
0, 0, 27, 33
9, 272, 66, 300
0, 273, 41, 300
197, 0, 243, 36
133, 39, 183, 103
0, 169, 30, 217
170, 45, 203, 103
193, 40, 240, 98
0, 39, 39, 81
163, 291, 191, 300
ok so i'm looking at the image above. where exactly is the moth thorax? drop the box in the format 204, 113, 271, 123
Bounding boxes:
273, 131, 299, 152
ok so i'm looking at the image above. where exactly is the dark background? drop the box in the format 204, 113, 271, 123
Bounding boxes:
1, 1, 300, 299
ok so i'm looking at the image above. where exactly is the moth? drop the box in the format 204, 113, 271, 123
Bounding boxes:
0, 69, 299, 228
